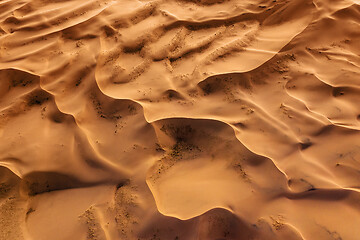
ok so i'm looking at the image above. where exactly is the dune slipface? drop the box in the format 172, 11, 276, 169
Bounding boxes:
1, 0, 360, 239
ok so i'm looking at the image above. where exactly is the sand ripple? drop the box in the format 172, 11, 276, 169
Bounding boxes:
1, 0, 360, 239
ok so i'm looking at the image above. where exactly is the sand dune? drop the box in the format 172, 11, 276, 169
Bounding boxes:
1, 0, 360, 239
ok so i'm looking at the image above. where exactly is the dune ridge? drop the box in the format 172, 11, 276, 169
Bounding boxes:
1, 0, 360, 239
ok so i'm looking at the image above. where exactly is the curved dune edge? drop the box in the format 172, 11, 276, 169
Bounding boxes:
146, 157, 241, 220
1, 0, 360, 239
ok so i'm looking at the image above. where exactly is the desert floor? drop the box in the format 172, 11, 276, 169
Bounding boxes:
1, 0, 360, 239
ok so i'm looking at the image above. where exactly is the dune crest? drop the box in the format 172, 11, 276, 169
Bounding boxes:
1, 0, 360, 239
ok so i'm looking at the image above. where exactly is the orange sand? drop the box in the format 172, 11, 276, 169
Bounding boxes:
1, 0, 360, 239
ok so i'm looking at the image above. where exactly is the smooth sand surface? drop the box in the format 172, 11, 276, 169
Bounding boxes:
1, 0, 360, 239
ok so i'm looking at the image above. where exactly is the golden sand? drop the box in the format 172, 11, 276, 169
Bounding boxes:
1, 0, 360, 239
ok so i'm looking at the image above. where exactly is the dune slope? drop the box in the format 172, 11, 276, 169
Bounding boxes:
1, 0, 360, 239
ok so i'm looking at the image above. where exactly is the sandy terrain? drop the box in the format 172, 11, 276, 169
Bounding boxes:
1, 0, 360, 239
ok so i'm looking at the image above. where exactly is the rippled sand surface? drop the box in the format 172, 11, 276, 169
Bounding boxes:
1, 0, 360, 239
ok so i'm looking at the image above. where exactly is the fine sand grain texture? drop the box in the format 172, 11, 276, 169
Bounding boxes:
1, 0, 360, 239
